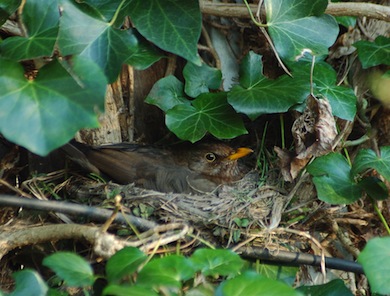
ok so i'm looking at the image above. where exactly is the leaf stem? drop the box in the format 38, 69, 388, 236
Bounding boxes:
373, 201, 390, 235
343, 147, 352, 167
310, 55, 316, 95
243, 0, 264, 27
109, 0, 127, 26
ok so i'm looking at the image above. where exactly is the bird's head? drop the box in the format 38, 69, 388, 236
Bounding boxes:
182, 143, 253, 182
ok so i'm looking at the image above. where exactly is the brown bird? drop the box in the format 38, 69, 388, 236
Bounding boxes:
63, 142, 253, 193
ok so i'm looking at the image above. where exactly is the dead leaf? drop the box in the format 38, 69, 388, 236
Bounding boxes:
276, 95, 338, 181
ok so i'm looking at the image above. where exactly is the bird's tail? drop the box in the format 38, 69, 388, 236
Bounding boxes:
61, 141, 100, 174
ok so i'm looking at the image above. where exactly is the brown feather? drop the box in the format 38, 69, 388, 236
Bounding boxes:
63, 142, 252, 193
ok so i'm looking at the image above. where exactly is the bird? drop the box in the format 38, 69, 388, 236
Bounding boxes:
62, 141, 253, 193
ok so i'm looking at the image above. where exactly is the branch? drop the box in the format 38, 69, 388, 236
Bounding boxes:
200, 1, 390, 23
0, 222, 191, 260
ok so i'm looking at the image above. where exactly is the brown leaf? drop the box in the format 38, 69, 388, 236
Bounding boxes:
293, 94, 337, 159
276, 95, 337, 181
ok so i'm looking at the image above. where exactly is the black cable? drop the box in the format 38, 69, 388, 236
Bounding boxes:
239, 247, 364, 274
0, 195, 156, 230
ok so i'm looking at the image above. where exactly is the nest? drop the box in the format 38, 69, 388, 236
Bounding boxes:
66, 171, 278, 231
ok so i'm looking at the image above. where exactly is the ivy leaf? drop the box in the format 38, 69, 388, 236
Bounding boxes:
297, 279, 353, 296
351, 147, 390, 181
228, 51, 310, 120
58, 0, 162, 83
125, 33, 165, 71
145, 75, 189, 112
0, 0, 59, 60
216, 271, 302, 296
291, 61, 356, 121
257, 265, 298, 286
358, 177, 389, 201
265, 0, 339, 60
354, 35, 390, 69
43, 252, 95, 287
313, 63, 356, 121
0, 57, 106, 156
358, 237, 390, 295
128, 0, 201, 65
183, 62, 222, 97
307, 153, 362, 204
237, 50, 263, 88
106, 247, 147, 283
137, 255, 195, 289
166, 92, 247, 143
11, 269, 48, 296
335, 16, 356, 28
77, 0, 123, 21
103, 285, 158, 296
190, 249, 244, 277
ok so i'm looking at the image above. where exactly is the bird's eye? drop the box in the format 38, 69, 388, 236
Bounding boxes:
205, 152, 216, 162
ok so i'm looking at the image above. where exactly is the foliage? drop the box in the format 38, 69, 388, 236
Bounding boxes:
307, 147, 390, 205
0, 0, 189, 155
358, 237, 390, 295
0, 0, 345, 154
1, 0, 390, 295
354, 36, 390, 69
264, 0, 338, 60
0, 248, 304, 295
296, 279, 354, 296
3, 245, 388, 295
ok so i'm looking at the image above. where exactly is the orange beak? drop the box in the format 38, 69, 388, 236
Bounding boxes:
227, 147, 253, 160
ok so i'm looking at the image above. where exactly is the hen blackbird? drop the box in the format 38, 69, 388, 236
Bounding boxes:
63, 142, 253, 193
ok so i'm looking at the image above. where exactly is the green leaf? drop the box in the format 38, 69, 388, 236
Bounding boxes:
312, 63, 356, 121
137, 255, 195, 289
358, 237, 390, 295
106, 247, 147, 283
291, 61, 356, 121
77, 0, 123, 22
335, 16, 356, 28
0, 0, 22, 26
228, 52, 310, 120
58, 0, 161, 83
128, 0, 201, 65
186, 284, 215, 296
103, 285, 158, 296
166, 92, 247, 143
358, 176, 389, 201
145, 75, 189, 112
351, 147, 390, 181
124, 32, 164, 71
215, 271, 302, 296
354, 36, 390, 69
183, 62, 222, 97
307, 153, 362, 204
10, 269, 48, 296
238, 50, 263, 89
0, 57, 106, 156
190, 248, 244, 277
0, 0, 59, 60
258, 265, 298, 286
297, 279, 353, 296
42, 252, 95, 287
265, 0, 339, 60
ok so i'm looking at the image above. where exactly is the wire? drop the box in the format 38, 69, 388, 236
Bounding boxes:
0, 195, 156, 230
238, 247, 364, 274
